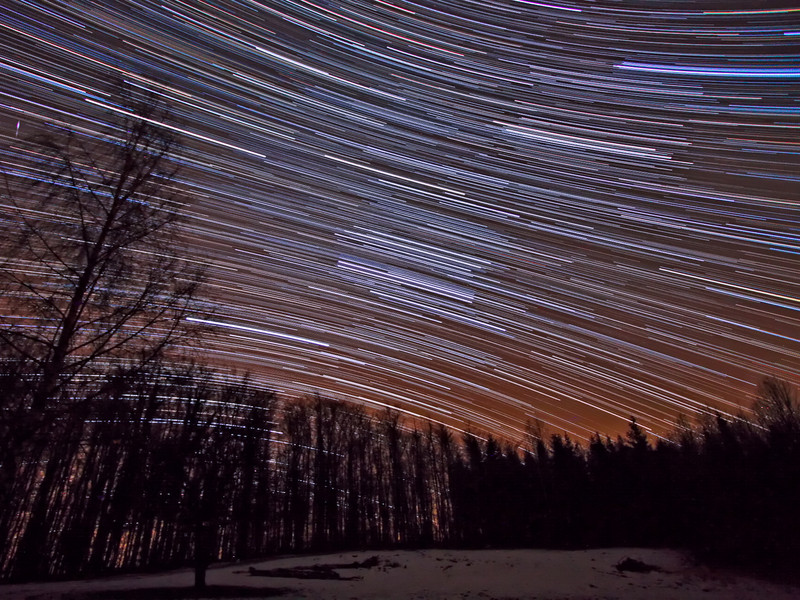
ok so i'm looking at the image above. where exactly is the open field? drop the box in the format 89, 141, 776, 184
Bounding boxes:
2, 548, 799, 600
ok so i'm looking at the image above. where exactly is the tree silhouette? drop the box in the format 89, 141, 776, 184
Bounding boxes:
0, 85, 204, 580
0, 87, 202, 412
0, 375, 799, 581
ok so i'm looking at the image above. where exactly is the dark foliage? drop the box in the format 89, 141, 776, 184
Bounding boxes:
4, 372, 798, 581
446, 382, 800, 574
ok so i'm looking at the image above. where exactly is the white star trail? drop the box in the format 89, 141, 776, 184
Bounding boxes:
1, 0, 798, 441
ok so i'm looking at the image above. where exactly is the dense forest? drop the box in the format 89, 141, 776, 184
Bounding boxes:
1, 368, 799, 582
2, 89, 799, 583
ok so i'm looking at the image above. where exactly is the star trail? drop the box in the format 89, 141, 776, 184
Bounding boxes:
1, 0, 798, 441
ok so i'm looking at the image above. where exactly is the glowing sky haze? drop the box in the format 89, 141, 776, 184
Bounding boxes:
1, 0, 799, 441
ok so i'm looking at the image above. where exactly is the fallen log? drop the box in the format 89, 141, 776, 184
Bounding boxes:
246, 555, 381, 580
248, 565, 360, 580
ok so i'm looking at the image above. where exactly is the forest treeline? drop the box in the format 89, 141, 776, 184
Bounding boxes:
1, 368, 799, 581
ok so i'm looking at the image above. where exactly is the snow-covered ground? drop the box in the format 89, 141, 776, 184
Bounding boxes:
2, 548, 797, 599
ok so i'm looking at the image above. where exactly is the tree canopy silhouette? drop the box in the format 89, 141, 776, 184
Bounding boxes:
0, 86, 202, 414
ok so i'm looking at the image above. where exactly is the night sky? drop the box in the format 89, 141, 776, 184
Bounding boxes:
1, 1, 798, 442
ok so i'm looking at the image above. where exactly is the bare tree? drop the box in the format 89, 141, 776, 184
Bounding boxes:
0, 85, 204, 580
0, 87, 202, 414
755, 376, 800, 436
